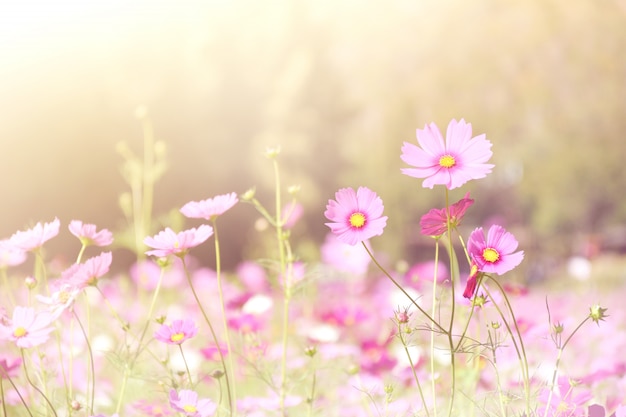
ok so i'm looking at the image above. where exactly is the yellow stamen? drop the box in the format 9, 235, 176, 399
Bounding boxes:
349, 212, 366, 228
482, 248, 500, 263
439, 154, 456, 168
183, 404, 197, 413
170, 332, 185, 342
13, 327, 27, 338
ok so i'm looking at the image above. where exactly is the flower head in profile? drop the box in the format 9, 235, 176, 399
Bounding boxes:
169, 389, 217, 417
154, 319, 198, 345
61, 252, 113, 289
9, 218, 60, 252
69, 220, 113, 247
0, 306, 55, 348
144, 225, 213, 258
468, 225, 524, 275
324, 187, 388, 246
180, 192, 238, 221
0, 356, 22, 379
401, 119, 494, 189
420, 192, 474, 236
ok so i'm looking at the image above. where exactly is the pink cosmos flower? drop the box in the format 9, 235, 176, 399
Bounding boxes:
200, 343, 229, 361
0, 240, 27, 268
462, 262, 480, 299
401, 119, 494, 189
0, 356, 22, 379
180, 192, 238, 221
154, 319, 198, 345
420, 192, 474, 236
144, 225, 213, 258
0, 306, 55, 348
169, 389, 217, 417
467, 225, 524, 275
9, 217, 60, 251
69, 220, 113, 247
324, 187, 388, 246
36, 282, 82, 318
61, 252, 113, 289
404, 260, 449, 289
132, 399, 175, 417
321, 233, 371, 276
282, 201, 303, 229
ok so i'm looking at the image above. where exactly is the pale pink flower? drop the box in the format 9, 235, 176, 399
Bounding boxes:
404, 260, 449, 289
69, 220, 113, 247
154, 319, 198, 345
468, 225, 524, 275
9, 217, 60, 251
401, 119, 494, 189
144, 226, 213, 258
62, 252, 113, 288
36, 282, 82, 318
132, 399, 175, 416
180, 192, 238, 221
420, 192, 474, 236
169, 389, 217, 417
0, 306, 55, 348
321, 233, 371, 275
0, 356, 22, 379
0, 239, 27, 268
324, 187, 388, 246
200, 343, 228, 361
282, 201, 303, 229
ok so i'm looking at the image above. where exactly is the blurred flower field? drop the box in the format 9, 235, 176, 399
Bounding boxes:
1, 118, 625, 417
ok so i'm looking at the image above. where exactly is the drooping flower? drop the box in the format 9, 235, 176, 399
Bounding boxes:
462, 262, 481, 299
467, 225, 524, 275
180, 192, 238, 221
154, 319, 198, 345
9, 217, 60, 252
69, 220, 114, 247
401, 119, 494, 190
0, 306, 55, 348
324, 187, 388, 246
144, 225, 213, 258
420, 192, 474, 236
169, 389, 217, 417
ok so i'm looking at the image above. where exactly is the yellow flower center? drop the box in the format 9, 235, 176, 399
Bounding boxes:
349, 212, 366, 228
170, 332, 185, 342
439, 154, 456, 168
13, 327, 27, 338
183, 404, 197, 413
482, 248, 500, 263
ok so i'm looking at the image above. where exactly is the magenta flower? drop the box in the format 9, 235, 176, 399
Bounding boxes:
154, 319, 198, 345
401, 119, 494, 189
9, 217, 60, 252
420, 192, 474, 236
467, 225, 524, 275
69, 220, 113, 247
324, 187, 388, 246
0, 306, 55, 348
180, 192, 238, 221
144, 225, 213, 258
169, 389, 217, 417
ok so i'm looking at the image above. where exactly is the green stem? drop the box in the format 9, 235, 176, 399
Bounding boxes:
20, 349, 58, 417
0, 367, 34, 417
212, 221, 237, 406
430, 240, 440, 417
75, 244, 87, 265
361, 243, 447, 334
399, 325, 430, 417
444, 188, 457, 417
72, 311, 95, 416
178, 345, 194, 386
182, 257, 233, 416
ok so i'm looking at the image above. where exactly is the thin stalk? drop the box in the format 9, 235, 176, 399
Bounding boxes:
430, 239, 440, 417
182, 257, 233, 416
20, 349, 58, 417
399, 327, 430, 417
212, 221, 237, 406
178, 345, 194, 386
73, 311, 95, 416
444, 188, 457, 417
361, 243, 447, 334
0, 367, 34, 417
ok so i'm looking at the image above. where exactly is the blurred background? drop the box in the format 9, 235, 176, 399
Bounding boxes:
1, 0, 626, 284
